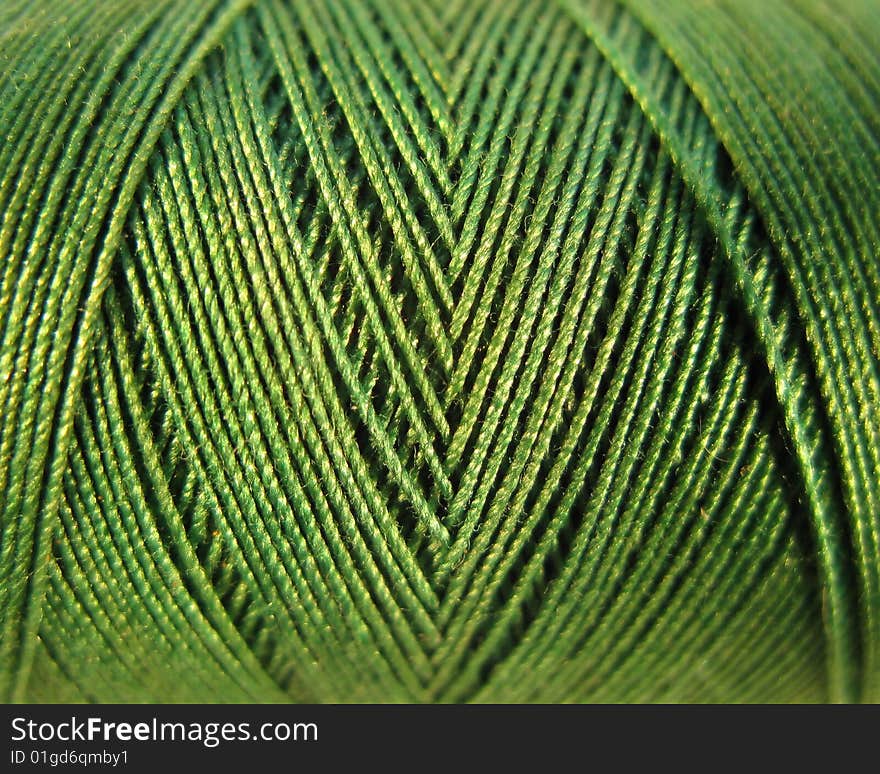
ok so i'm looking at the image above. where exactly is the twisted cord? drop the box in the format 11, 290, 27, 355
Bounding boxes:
1, 0, 877, 702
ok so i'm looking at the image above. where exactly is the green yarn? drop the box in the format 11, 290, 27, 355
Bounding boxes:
1, 0, 878, 703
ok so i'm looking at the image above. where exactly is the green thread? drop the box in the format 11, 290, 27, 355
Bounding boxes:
1, 0, 878, 703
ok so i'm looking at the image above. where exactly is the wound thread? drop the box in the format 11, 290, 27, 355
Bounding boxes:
1, 0, 878, 703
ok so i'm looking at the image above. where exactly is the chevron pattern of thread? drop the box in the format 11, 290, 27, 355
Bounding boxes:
1, 0, 878, 703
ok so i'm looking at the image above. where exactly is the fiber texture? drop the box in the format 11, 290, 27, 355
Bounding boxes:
1, 0, 878, 703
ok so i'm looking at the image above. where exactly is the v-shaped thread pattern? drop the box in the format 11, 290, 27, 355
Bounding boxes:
13, 0, 834, 702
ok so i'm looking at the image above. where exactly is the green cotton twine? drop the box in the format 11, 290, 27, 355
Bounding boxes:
1, 0, 878, 704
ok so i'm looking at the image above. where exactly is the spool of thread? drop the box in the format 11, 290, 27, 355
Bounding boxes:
1, 0, 878, 703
